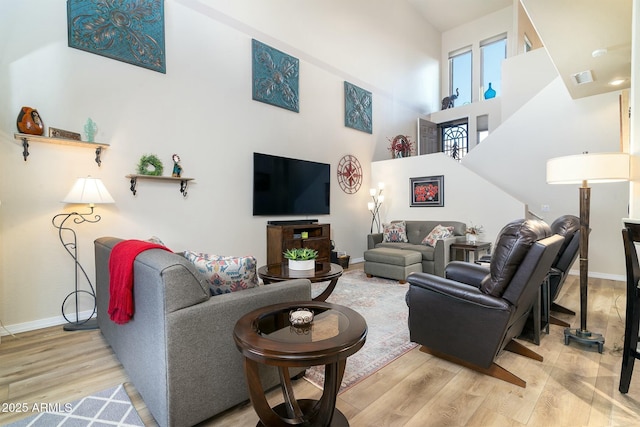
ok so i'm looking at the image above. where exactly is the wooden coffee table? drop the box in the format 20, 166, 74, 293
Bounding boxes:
234, 301, 367, 426
258, 261, 343, 302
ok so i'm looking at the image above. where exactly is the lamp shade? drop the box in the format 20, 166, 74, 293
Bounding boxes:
547, 152, 630, 184
63, 177, 115, 204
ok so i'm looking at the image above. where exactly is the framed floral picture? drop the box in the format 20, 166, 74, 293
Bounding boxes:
410, 175, 444, 207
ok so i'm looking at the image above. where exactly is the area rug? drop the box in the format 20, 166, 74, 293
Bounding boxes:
6, 384, 144, 427
307, 269, 417, 393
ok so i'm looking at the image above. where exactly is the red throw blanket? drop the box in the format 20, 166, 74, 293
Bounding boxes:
108, 240, 172, 324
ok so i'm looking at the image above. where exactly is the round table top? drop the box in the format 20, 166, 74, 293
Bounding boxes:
258, 261, 343, 283
233, 301, 367, 367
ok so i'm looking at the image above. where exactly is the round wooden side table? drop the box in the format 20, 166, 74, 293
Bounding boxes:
233, 301, 367, 426
258, 261, 343, 302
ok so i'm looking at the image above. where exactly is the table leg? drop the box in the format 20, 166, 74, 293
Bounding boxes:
244, 357, 349, 426
314, 277, 340, 302
243, 358, 289, 427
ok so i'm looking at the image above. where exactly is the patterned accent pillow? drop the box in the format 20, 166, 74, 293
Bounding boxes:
182, 251, 259, 295
421, 224, 454, 247
382, 221, 408, 243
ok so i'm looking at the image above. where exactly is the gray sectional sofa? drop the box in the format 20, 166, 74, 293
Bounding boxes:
366, 220, 466, 279
95, 237, 311, 427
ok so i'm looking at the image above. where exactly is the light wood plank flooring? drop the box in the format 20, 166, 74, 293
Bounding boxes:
1, 272, 640, 426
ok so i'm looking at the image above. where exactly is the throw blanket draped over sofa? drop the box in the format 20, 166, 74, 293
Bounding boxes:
95, 237, 312, 427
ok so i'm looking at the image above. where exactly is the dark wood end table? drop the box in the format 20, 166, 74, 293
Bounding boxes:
258, 261, 343, 302
233, 301, 367, 427
450, 241, 492, 262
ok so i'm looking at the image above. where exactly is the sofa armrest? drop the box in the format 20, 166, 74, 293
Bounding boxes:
432, 235, 465, 277
164, 279, 311, 427
367, 233, 383, 249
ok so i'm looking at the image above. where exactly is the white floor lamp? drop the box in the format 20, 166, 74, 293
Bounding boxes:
547, 152, 629, 352
52, 176, 114, 331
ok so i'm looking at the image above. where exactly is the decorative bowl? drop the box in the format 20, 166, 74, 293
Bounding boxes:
289, 308, 314, 326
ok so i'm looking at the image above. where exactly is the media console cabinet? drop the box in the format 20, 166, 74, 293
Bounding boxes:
267, 223, 331, 264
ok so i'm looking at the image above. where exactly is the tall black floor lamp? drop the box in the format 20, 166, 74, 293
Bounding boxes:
53, 176, 114, 331
547, 152, 629, 353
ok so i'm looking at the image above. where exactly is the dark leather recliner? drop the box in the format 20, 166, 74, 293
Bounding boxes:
548, 215, 581, 325
406, 219, 564, 387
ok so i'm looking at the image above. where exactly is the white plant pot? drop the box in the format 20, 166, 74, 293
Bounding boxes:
466, 234, 478, 244
288, 259, 316, 270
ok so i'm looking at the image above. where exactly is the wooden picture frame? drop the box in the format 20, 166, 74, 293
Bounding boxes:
410, 175, 444, 207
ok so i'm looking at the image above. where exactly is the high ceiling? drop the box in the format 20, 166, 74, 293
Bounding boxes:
408, 0, 632, 99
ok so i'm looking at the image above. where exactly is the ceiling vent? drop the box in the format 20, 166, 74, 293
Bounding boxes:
571, 70, 594, 85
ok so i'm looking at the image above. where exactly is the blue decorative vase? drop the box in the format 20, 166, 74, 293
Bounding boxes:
484, 83, 496, 99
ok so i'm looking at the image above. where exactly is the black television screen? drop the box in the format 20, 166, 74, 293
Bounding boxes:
253, 152, 330, 216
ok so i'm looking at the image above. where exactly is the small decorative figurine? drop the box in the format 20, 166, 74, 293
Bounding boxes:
16, 106, 44, 135
172, 154, 182, 177
84, 118, 98, 142
441, 88, 459, 110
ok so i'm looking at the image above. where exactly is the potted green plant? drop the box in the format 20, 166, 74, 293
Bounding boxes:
283, 248, 318, 270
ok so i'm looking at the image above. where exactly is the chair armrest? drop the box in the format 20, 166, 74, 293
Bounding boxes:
367, 233, 383, 249
433, 236, 466, 277
445, 261, 489, 288
407, 272, 509, 310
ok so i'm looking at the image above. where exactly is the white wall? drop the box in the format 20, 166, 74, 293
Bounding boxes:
441, 6, 513, 103
371, 153, 526, 244
0, 0, 440, 331
464, 77, 627, 277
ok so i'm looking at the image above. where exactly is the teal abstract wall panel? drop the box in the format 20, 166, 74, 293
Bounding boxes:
67, 0, 166, 74
344, 82, 372, 134
252, 39, 299, 113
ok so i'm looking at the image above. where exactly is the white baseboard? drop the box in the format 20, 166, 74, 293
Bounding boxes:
0, 310, 96, 337
567, 269, 624, 282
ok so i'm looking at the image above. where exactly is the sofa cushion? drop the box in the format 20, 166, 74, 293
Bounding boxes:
383, 221, 408, 243
421, 224, 454, 247
375, 242, 435, 261
182, 251, 259, 295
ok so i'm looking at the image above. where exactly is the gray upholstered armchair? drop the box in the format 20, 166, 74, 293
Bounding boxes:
405, 219, 564, 387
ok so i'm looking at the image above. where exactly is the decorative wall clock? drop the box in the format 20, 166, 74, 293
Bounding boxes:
337, 155, 363, 194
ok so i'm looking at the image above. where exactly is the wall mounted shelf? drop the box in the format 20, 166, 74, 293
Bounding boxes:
14, 133, 109, 166
126, 174, 194, 198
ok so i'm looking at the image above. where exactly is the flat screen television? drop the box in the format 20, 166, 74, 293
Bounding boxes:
253, 152, 330, 216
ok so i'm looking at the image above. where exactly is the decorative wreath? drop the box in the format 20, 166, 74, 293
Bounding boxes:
137, 154, 164, 176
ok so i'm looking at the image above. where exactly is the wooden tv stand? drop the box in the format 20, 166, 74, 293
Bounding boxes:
266, 223, 331, 264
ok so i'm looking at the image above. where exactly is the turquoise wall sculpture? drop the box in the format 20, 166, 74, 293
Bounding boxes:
252, 39, 299, 112
344, 82, 372, 134
67, 0, 166, 74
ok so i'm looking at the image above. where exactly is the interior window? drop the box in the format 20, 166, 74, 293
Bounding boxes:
481, 35, 507, 99
439, 119, 468, 161
448, 48, 472, 106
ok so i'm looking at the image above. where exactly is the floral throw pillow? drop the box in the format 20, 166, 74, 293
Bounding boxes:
421, 224, 454, 247
382, 221, 408, 243
182, 251, 258, 295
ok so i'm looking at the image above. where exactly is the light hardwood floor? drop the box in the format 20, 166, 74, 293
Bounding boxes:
1, 272, 640, 426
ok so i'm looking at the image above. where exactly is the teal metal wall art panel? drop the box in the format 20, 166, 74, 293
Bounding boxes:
67, 0, 166, 74
344, 82, 372, 133
252, 39, 299, 112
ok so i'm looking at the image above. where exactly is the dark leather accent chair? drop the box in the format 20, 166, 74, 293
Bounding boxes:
406, 219, 564, 387
620, 221, 640, 393
547, 215, 581, 326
